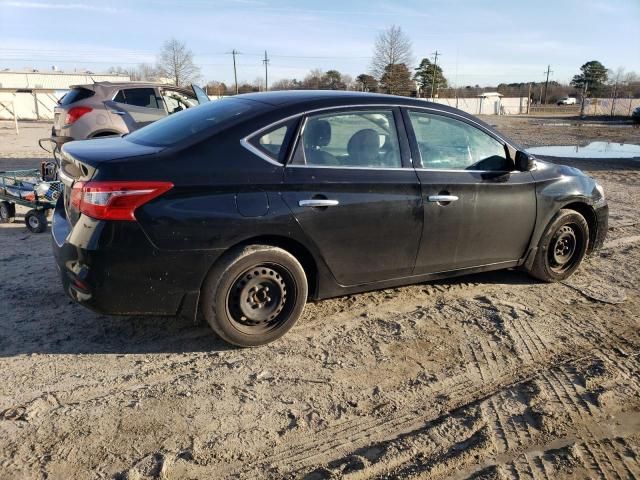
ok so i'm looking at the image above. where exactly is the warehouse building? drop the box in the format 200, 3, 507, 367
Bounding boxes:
0, 70, 131, 120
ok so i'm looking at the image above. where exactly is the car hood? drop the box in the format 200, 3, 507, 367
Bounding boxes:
62, 136, 165, 165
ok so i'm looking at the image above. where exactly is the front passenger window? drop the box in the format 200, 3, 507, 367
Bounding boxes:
293, 110, 401, 168
408, 111, 509, 171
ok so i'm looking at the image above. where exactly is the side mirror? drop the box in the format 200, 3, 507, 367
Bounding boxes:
515, 151, 536, 171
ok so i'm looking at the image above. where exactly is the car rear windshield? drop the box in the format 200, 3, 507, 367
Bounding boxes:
58, 87, 95, 106
125, 98, 259, 147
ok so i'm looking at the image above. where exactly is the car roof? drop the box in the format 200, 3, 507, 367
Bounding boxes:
69, 81, 184, 90
235, 90, 484, 124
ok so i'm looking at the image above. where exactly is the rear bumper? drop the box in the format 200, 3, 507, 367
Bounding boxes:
52, 199, 222, 319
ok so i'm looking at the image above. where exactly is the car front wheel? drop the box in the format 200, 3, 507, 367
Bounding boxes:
528, 209, 589, 282
201, 245, 308, 347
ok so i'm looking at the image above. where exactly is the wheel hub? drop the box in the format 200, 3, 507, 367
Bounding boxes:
551, 225, 577, 267
230, 266, 287, 326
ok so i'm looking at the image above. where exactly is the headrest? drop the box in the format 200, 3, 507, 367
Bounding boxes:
305, 119, 331, 148
347, 129, 379, 162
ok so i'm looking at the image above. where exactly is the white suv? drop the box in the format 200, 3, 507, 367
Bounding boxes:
557, 97, 577, 105
51, 81, 209, 147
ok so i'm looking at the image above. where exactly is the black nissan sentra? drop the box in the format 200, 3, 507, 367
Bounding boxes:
53, 91, 608, 347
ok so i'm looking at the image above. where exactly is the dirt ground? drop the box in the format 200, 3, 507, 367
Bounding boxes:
1, 117, 640, 479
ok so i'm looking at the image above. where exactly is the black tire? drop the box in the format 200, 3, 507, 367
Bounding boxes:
24, 209, 47, 233
201, 245, 308, 347
0, 201, 16, 223
528, 209, 589, 282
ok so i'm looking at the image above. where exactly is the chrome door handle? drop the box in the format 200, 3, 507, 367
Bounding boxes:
298, 199, 339, 207
427, 195, 459, 202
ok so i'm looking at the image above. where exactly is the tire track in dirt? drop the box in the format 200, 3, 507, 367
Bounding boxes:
286, 314, 639, 479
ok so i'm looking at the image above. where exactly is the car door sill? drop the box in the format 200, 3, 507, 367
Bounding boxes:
316, 260, 522, 300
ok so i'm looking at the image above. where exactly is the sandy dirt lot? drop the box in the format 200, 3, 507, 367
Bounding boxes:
1, 118, 639, 479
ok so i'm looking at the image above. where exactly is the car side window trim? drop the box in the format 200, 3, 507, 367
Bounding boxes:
242, 114, 303, 166
241, 103, 517, 170
401, 107, 516, 172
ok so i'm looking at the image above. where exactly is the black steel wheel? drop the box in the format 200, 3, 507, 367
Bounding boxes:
528, 209, 589, 282
226, 264, 295, 334
201, 245, 308, 347
25, 209, 47, 233
0, 201, 15, 223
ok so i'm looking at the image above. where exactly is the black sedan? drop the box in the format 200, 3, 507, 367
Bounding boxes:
52, 91, 608, 347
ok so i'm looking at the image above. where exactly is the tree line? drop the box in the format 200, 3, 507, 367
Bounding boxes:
110, 30, 640, 102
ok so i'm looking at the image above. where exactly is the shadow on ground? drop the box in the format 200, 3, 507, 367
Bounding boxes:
0, 266, 537, 358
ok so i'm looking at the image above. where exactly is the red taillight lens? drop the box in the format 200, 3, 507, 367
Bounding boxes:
73, 181, 173, 221
70, 181, 84, 209
65, 106, 92, 125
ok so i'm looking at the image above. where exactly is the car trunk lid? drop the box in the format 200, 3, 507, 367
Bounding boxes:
59, 137, 164, 226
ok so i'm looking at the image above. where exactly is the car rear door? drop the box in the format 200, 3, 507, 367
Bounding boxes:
280, 107, 423, 286
105, 87, 166, 132
403, 108, 536, 274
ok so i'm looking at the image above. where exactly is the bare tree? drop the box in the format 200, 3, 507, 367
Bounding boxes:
127, 63, 161, 81
371, 25, 413, 80
156, 38, 200, 86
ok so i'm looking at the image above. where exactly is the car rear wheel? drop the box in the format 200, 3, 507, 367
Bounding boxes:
528, 209, 589, 282
201, 245, 308, 347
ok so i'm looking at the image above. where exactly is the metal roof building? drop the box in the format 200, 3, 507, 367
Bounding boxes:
0, 71, 130, 90
0, 71, 132, 121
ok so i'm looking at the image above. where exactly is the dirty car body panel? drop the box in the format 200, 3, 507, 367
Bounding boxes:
51, 91, 608, 321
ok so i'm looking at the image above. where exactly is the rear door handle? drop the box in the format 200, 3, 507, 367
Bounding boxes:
427, 195, 459, 202
298, 199, 339, 207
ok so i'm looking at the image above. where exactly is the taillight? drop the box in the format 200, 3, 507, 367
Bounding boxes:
65, 106, 92, 125
70, 181, 84, 209
71, 181, 173, 221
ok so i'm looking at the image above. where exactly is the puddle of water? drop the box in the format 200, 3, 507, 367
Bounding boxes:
527, 142, 640, 159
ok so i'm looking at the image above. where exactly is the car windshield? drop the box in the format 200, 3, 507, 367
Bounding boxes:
125, 97, 258, 147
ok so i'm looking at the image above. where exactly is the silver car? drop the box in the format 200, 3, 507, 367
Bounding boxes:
51, 81, 210, 144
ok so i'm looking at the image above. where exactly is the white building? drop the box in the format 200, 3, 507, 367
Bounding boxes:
0, 70, 131, 120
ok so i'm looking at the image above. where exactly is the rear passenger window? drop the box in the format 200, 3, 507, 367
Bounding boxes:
292, 110, 402, 168
248, 120, 297, 164
114, 88, 160, 109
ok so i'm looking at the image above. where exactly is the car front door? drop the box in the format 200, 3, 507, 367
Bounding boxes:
106, 87, 165, 132
281, 107, 423, 286
403, 108, 537, 274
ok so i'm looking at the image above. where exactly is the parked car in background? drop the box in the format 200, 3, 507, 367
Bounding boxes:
52, 91, 608, 347
51, 81, 210, 146
632, 106, 640, 124
557, 97, 577, 105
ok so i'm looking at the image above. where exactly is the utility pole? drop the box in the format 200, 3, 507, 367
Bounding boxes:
263, 50, 269, 92
610, 78, 618, 117
580, 81, 588, 118
526, 82, 532, 114
227, 49, 240, 94
542, 64, 553, 105
430, 50, 441, 101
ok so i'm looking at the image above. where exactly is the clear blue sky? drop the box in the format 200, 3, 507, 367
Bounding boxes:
1, 0, 638, 87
